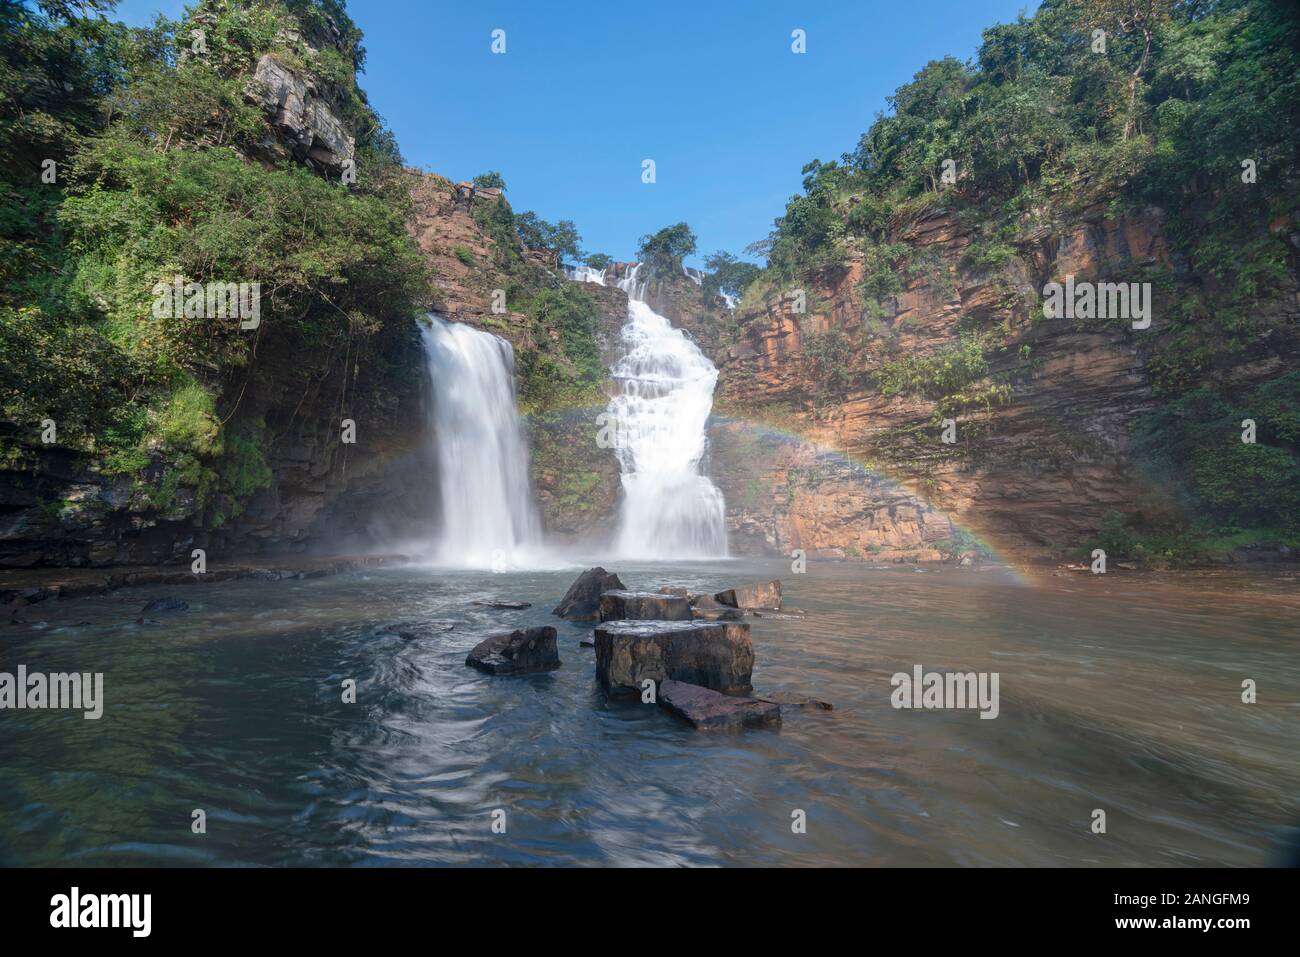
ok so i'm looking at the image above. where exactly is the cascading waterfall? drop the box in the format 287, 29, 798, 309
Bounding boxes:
419, 315, 543, 568
600, 264, 728, 559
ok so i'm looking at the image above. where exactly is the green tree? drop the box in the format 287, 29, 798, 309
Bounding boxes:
637, 222, 696, 272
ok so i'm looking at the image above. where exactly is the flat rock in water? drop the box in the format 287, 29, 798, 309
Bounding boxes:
714, 579, 782, 610
141, 596, 189, 614
658, 679, 781, 731
553, 567, 625, 621
758, 692, 833, 711
656, 586, 690, 599
384, 620, 456, 640
593, 619, 754, 695
473, 599, 532, 610
465, 626, 560, 675
751, 607, 806, 620
598, 590, 692, 622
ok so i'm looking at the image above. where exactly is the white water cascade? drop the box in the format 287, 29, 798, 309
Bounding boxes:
419, 315, 543, 568
593, 264, 728, 559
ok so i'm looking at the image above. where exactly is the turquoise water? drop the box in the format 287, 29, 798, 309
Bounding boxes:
1, 560, 1296, 866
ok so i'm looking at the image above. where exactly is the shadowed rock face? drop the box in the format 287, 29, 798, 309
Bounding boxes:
593, 619, 754, 695
658, 679, 781, 731
598, 590, 693, 622
466, 627, 560, 676
248, 55, 355, 174
552, 567, 625, 621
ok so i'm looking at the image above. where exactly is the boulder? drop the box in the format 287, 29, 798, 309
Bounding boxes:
658, 679, 781, 731
465, 627, 560, 676
689, 593, 743, 621
598, 590, 692, 622
552, 567, 625, 621
656, 586, 690, 599
714, 579, 782, 610
593, 619, 754, 695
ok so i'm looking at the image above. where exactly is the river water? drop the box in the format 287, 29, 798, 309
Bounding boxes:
1, 560, 1296, 866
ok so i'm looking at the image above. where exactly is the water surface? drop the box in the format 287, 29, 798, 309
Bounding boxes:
2, 560, 1296, 866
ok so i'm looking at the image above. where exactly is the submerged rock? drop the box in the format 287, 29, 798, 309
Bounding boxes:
714, 580, 782, 610
465, 627, 560, 675
598, 590, 692, 622
758, 692, 833, 711
552, 567, 625, 621
384, 620, 456, 640
593, 619, 754, 695
472, 599, 532, 610
140, 596, 189, 614
658, 679, 781, 731
751, 607, 806, 620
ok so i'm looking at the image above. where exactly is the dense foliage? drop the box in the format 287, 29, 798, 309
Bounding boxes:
0, 0, 429, 526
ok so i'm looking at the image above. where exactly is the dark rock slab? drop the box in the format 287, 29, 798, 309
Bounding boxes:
472, 599, 532, 610
552, 567, 625, 621
465, 626, 560, 675
658, 679, 781, 731
141, 596, 189, 614
383, 620, 456, 640
593, 619, 754, 695
714, 580, 782, 610
758, 692, 833, 711
598, 590, 692, 622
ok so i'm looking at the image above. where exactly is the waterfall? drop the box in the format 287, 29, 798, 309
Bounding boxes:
419, 315, 543, 568
604, 264, 728, 559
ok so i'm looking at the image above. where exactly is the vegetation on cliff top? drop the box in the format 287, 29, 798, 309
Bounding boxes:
1, 0, 429, 528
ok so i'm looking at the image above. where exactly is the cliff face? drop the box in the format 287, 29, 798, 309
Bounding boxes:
709, 203, 1300, 561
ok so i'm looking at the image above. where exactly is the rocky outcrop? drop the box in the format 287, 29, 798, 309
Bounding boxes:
593, 619, 755, 695
247, 55, 354, 175
552, 566, 625, 621
598, 590, 693, 622
657, 679, 781, 731
465, 626, 560, 675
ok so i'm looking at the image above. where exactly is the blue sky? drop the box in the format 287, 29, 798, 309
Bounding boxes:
109, 0, 1039, 266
